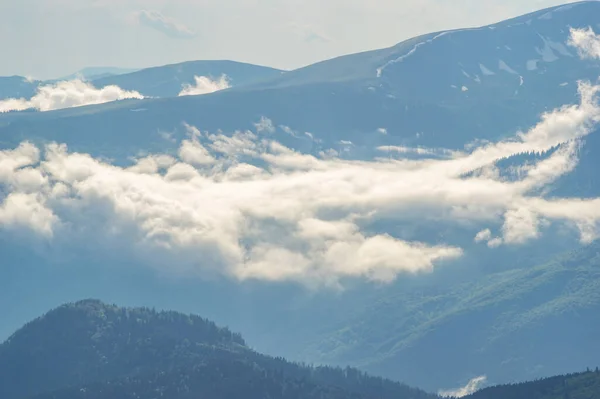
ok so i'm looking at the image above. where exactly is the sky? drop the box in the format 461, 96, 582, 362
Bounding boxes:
0, 0, 584, 79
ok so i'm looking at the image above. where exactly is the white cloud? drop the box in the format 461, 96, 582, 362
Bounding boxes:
487, 237, 503, 248
208, 130, 259, 158
178, 75, 231, 97
254, 117, 276, 134
474, 228, 492, 243
0, 192, 56, 237
568, 27, 600, 59
1, 60, 600, 286
0, 80, 144, 112
178, 124, 216, 166
502, 207, 543, 244
135, 9, 196, 39
439, 376, 487, 398
128, 154, 176, 174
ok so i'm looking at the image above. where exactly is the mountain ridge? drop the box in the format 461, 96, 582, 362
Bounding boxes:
0, 300, 436, 399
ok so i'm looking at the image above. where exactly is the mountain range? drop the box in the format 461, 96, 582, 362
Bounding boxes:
0, 300, 434, 399
1, 0, 600, 394
2, 300, 600, 399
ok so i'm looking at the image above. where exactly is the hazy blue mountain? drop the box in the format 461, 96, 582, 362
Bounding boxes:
466, 370, 600, 399
90, 60, 284, 97
245, 1, 600, 99
0, 61, 283, 102
0, 1, 599, 394
56, 66, 140, 82
0, 300, 435, 399
0, 76, 40, 100
290, 240, 600, 390
1, 2, 598, 153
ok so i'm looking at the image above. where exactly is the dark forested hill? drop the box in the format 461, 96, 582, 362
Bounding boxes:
466, 370, 600, 399
0, 300, 435, 399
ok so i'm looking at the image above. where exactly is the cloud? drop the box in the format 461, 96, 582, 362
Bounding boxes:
0, 80, 144, 112
177, 124, 217, 166
474, 229, 492, 243
0, 76, 599, 286
254, 117, 276, 134
568, 27, 600, 59
135, 9, 196, 39
1, 32, 600, 286
178, 75, 231, 97
502, 207, 543, 244
439, 376, 487, 397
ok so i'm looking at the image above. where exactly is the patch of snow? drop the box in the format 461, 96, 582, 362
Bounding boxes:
559, 82, 569, 87
535, 36, 559, 62
479, 64, 495, 76
547, 39, 573, 57
461, 86, 469, 92
504, 45, 512, 51
450, 85, 458, 89
526, 59, 539, 71
538, 12, 553, 20
554, 4, 577, 13
461, 69, 471, 78
376, 38, 440, 77
519, 76, 524, 86
376, 27, 485, 77
474, 75, 482, 84
498, 60, 518, 74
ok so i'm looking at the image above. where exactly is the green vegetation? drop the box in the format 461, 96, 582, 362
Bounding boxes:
0, 300, 435, 399
467, 370, 600, 399
301, 241, 600, 389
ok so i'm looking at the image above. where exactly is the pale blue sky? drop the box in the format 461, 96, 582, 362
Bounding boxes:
0, 0, 581, 79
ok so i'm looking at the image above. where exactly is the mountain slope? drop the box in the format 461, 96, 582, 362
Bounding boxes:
244, 1, 600, 99
0, 299, 246, 399
0, 3, 599, 395
293, 240, 600, 390
57, 67, 140, 82
467, 370, 600, 399
0, 76, 39, 100
1, 2, 599, 153
91, 60, 284, 98
0, 300, 436, 399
